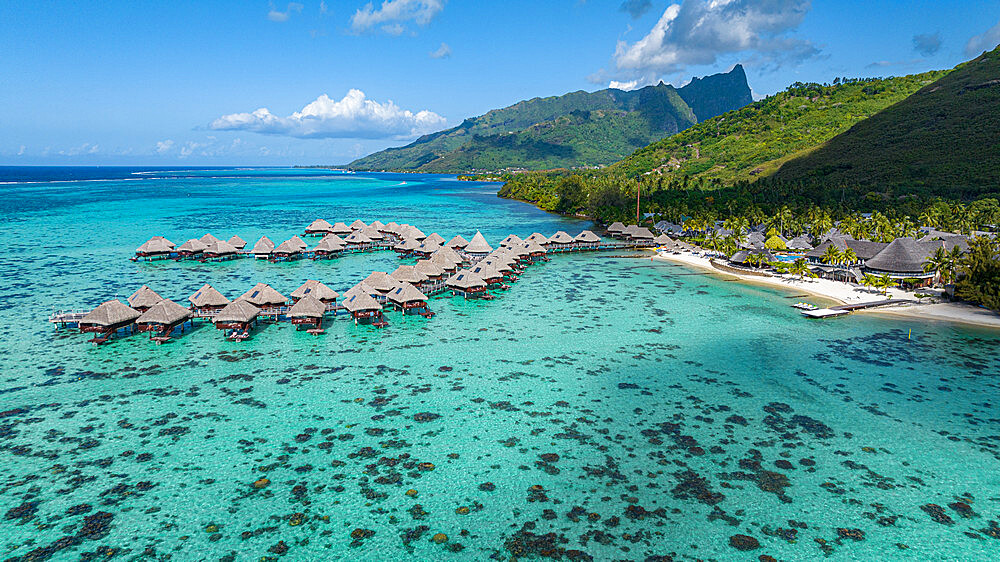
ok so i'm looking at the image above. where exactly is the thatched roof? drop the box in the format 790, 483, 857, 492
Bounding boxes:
507, 243, 531, 257
391, 265, 428, 284
865, 238, 934, 273
607, 222, 626, 233
205, 239, 238, 255
414, 259, 445, 277
523, 241, 547, 254
482, 259, 513, 273
227, 235, 247, 249
548, 231, 574, 244
447, 235, 469, 248
136, 236, 174, 254
314, 236, 345, 252
807, 238, 887, 261
177, 238, 208, 253
629, 227, 654, 239
387, 282, 428, 305
471, 263, 502, 279
273, 239, 302, 254
500, 234, 524, 247
291, 280, 339, 301
424, 233, 446, 245
653, 234, 674, 246
394, 238, 421, 251
289, 235, 308, 250
345, 231, 373, 244
383, 221, 399, 232
331, 222, 351, 233
370, 220, 385, 230
342, 290, 382, 313
240, 283, 287, 306
786, 235, 814, 250
287, 295, 326, 319
363, 271, 399, 292
251, 236, 275, 255
361, 227, 385, 240
416, 240, 442, 254
214, 299, 260, 324
350, 219, 367, 230
446, 269, 487, 290
574, 230, 600, 243
431, 246, 464, 266
401, 225, 426, 240
137, 299, 191, 325
465, 231, 492, 253
306, 219, 333, 232
199, 233, 222, 245
127, 285, 164, 309
525, 233, 549, 244
188, 283, 230, 308
729, 249, 775, 264
81, 300, 140, 327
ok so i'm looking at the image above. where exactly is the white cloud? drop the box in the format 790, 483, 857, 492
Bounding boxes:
912, 32, 941, 57
209, 89, 447, 140
430, 42, 452, 59
155, 140, 175, 154
609, 80, 640, 90
966, 20, 1000, 57
350, 0, 445, 34
17, 145, 25, 156
609, 0, 817, 81
59, 143, 99, 156
268, 2, 303, 22
320, 1, 328, 14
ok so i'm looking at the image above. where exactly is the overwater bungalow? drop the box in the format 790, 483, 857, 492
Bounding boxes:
312, 235, 345, 259
415, 259, 446, 292
361, 227, 385, 241
394, 238, 421, 256
213, 299, 260, 341
135, 236, 175, 260
500, 234, 524, 248
505, 243, 532, 262
188, 283, 230, 315
464, 231, 493, 261
289, 235, 308, 251
127, 285, 164, 312
350, 219, 368, 230
79, 300, 141, 342
525, 233, 549, 246
344, 230, 374, 251
177, 238, 208, 258
331, 222, 352, 235
290, 280, 339, 308
424, 233, 446, 246
387, 282, 431, 315
305, 219, 334, 236
199, 233, 222, 246
287, 295, 326, 330
522, 240, 548, 261
390, 265, 429, 289
401, 225, 426, 240
627, 227, 655, 245
251, 236, 275, 259
574, 230, 601, 249
136, 299, 193, 341
362, 272, 400, 299
446, 270, 489, 299
227, 235, 247, 250
863, 238, 935, 284
382, 221, 399, 232
414, 240, 442, 258
446, 235, 469, 249
470, 263, 505, 287
370, 220, 386, 230
548, 231, 575, 251
341, 288, 385, 325
607, 222, 626, 236
272, 239, 304, 262
430, 246, 465, 272
204, 239, 239, 260
240, 283, 288, 314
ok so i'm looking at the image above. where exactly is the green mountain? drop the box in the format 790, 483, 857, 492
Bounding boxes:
346, 65, 752, 172
611, 68, 951, 182
771, 46, 1000, 195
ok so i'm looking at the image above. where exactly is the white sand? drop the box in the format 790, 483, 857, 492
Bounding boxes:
651, 250, 1000, 329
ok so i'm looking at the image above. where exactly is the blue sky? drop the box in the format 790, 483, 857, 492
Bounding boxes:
2, 0, 998, 166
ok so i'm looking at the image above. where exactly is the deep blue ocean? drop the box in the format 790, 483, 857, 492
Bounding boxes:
0, 167, 998, 561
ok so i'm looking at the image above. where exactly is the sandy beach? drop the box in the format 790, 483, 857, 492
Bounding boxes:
653, 250, 1000, 329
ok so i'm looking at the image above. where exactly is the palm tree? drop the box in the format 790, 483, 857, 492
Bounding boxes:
877, 274, 894, 296
862, 273, 878, 293
821, 245, 842, 267
841, 247, 858, 266
923, 247, 951, 285
788, 258, 814, 281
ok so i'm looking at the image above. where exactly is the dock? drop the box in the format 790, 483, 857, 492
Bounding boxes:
801, 299, 914, 319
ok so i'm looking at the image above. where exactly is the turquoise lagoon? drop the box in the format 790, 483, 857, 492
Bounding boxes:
0, 168, 999, 561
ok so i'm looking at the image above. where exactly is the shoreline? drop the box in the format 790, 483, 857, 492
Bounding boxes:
652, 251, 1000, 330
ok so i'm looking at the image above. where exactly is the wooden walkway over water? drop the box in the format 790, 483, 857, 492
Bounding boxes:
801, 299, 915, 318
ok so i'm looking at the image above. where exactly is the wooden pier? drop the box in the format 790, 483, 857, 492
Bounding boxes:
801, 299, 915, 319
